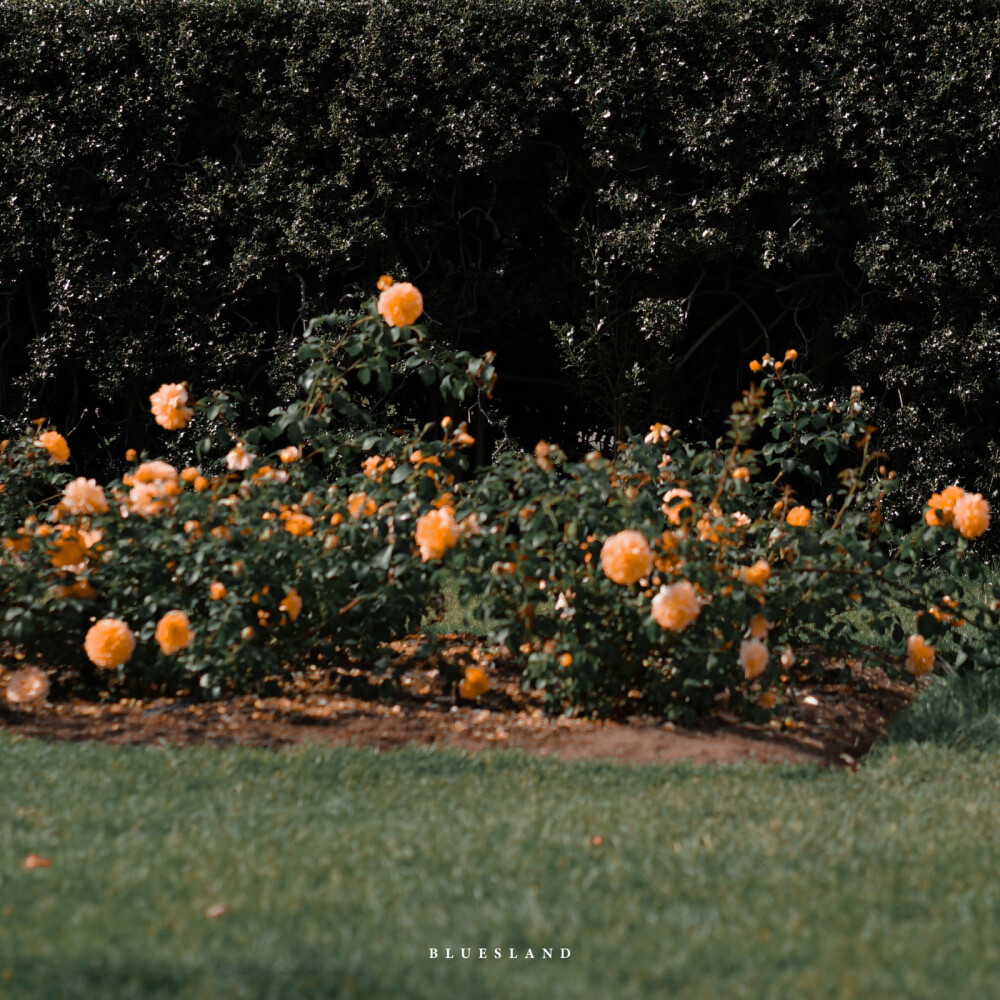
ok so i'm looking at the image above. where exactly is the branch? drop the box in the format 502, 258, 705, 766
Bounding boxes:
677, 302, 741, 369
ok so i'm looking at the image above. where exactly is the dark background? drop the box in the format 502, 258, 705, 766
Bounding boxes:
2, 0, 998, 529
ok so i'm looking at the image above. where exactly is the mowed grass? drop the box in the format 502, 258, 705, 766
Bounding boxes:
4, 733, 1000, 999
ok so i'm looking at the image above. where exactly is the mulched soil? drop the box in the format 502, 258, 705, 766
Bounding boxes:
0, 637, 915, 768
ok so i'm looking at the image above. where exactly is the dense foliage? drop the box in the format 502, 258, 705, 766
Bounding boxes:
2, 285, 996, 719
2, 0, 999, 529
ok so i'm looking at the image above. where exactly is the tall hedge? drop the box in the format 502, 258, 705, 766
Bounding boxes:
2, 0, 999, 523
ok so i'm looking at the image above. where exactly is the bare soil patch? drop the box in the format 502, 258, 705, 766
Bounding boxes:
0, 638, 913, 768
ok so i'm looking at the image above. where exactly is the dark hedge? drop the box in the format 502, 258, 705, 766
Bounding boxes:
2, 0, 999, 524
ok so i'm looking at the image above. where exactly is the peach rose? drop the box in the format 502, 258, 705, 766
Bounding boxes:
953, 492, 990, 539
5, 667, 50, 705
740, 639, 769, 680
600, 530, 654, 585
651, 581, 701, 631
62, 477, 109, 515
149, 383, 194, 430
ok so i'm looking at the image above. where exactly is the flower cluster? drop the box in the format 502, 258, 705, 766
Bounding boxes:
925, 486, 990, 539
126, 461, 182, 516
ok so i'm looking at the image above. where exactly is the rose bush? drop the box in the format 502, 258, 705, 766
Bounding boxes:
0, 280, 493, 697
441, 355, 1000, 718
2, 281, 998, 718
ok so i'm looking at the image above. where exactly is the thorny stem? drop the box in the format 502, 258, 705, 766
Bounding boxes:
711, 389, 761, 507
831, 434, 873, 531
711, 438, 741, 509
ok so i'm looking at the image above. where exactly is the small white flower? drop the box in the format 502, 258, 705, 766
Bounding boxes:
258, 468, 288, 484
555, 590, 576, 619
226, 442, 256, 471
644, 423, 672, 444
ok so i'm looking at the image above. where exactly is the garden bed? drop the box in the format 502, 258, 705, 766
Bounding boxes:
0, 639, 912, 768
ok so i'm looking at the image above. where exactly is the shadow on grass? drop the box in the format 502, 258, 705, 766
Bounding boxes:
3, 956, 389, 1000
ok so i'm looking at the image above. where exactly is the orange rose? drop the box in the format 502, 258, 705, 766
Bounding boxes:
905, 634, 934, 676
738, 559, 771, 589
377, 281, 423, 327
282, 513, 314, 537
279, 588, 303, 622
155, 610, 193, 655
926, 485, 965, 526
415, 507, 461, 561
740, 639, 769, 680
347, 492, 378, 519
84, 619, 136, 669
37, 430, 70, 465
786, 506, 811, 527
458, 667, 489, 699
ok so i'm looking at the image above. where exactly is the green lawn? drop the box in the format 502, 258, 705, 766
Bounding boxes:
4, 725, 1000, 999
